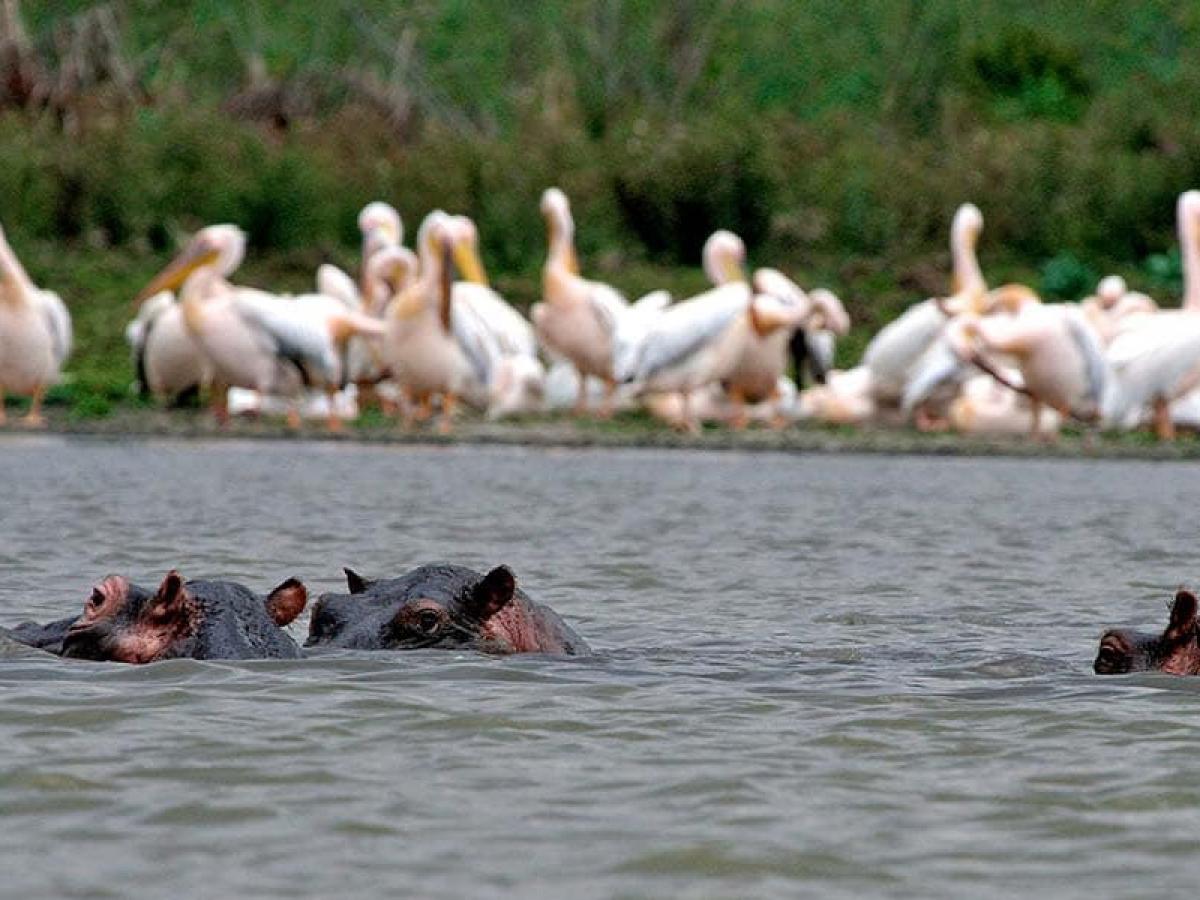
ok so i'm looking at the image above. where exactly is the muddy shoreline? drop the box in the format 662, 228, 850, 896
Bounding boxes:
4, 408, 1199, 461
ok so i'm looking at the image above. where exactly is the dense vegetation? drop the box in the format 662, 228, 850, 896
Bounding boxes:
3, 1, 1200, 414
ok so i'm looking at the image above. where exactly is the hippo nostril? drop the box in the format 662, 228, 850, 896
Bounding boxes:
89, 589, 105, 609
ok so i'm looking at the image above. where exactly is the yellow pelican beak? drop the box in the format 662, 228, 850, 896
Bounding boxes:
452, 238, 489, 286
722, 257, 747, 284
135, 244, 220, 306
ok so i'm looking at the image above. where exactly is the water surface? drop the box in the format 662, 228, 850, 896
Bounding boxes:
1, 437, 1197, 898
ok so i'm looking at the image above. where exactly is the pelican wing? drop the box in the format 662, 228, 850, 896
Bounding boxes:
584, 280, 629, 337
1062, 306, 1107, 410
232, 293, 340, 384
453, 283, 537, 358
901, 337, 970, 413
36, 290, 72, 365
629, 287, 748, 381
863, 299, 946, 392
450, 295, 503, 387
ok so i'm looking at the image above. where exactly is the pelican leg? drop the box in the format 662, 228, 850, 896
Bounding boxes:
599, 379, 617, 419
415, 393, 434, 423
21, 385, 46, 428
326, 388, 343, 433
678, 390, 700, 435
1154, 397, 1176, 442
286, 404, 302, 430
212, 382, 230, 427
729, 386, 749, 431
573, 374, 589, 416
768, 385, 789, 431
438, 392, 457, 434
0, 386, 6, 425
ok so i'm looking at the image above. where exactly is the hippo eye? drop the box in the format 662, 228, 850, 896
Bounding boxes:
416, 609, 442, 635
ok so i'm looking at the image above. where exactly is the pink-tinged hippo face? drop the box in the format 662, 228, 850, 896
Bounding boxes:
1095, 590, 1200, 676
60, 571, 308, 664
307, 562, 590, 656
63, 571, 199, 664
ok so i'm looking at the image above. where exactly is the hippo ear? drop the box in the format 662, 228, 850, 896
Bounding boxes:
1167, 589, 1199, 639
344, 568, 372, 594
265, 578, 308, 626
151, 570, 190, 617
464, 566, 516, 622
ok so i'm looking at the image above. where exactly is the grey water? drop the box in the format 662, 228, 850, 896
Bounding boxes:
1, 437, 1198, 899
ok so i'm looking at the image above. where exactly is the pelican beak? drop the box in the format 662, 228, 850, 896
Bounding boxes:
722, 258, 747, 284
749, 300, 794, 337
452, 238, 489, 286
135, 244, 220, 306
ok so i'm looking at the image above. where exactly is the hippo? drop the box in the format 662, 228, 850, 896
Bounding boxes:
48, 570, 308, 663
1094, 589, 1200, 675
306, 562, 590, 656
4, 615, 78, 655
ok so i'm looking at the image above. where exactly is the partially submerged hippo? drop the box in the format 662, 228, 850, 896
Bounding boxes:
306, 563, 590, 656
1095, 589, 1200, 675
12, 570, 309, 663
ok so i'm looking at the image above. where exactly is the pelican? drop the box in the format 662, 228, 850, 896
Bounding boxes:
729, 272, 850, 428
0, 222, 70, 426
136, 224, 385, 430
125, 291, 210, 404
531, 187, 629, 415
946, 285, 1106, 437
697, 230, 850, 427
613, 277, 808, 432
863, 203, 987, 405
1100, 191, 1200, 439
381, 212, 481, 432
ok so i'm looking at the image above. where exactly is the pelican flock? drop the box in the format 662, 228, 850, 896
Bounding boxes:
4, 185, 1200, 441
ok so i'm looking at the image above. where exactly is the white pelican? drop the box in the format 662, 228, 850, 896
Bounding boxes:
696, 230, 851, 427
613, 278, 809, 432
531, 187, 629, 415
0, 223, 70, 426
125, 291, 210, 404
863, 203, 987, 404
728, 272, 849, 428
136, 224, 385, 430
382, 212, 481, 432
946, 285, 1107, 436
1100, 191, 1200, 439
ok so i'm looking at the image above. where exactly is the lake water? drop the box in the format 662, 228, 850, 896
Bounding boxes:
1, 437, 1198, 898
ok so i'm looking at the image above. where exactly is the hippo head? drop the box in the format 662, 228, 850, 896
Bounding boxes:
62, 572, 197, 664
62, 571, 307, 664
1095, 590, 1200, 676
306, 563, 523, 652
